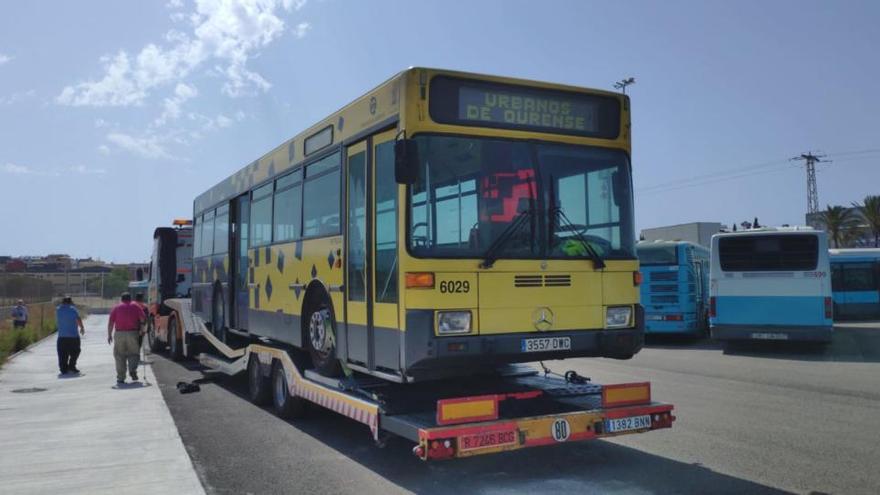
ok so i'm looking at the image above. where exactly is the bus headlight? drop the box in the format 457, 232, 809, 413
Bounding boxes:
437, 311, 472, 334
606, 306, 632, 328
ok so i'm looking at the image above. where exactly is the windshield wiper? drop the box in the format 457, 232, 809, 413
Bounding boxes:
480, 207, 535, 269
549, 206, 606, 269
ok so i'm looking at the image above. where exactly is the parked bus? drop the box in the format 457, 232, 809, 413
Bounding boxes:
145, 220, 194, 359
709, 228, 833, 342
191, 67, 642, 382
637, 241, 709, 335
830, 248, 880, 320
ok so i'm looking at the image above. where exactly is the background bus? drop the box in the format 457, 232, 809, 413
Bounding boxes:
145, 220, 194, 358
830, 248, 880, 320
637, 241, 709, 336
190, 67, 643, 383
709, 228, 833, 342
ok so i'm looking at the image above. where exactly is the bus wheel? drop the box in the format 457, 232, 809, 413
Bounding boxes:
248, 355, 271, 406
147, 320, 164, 354
169, 317, 184, 361
212, 287, 226, 343
272, 361, 306, 419
305, 302, 342, 377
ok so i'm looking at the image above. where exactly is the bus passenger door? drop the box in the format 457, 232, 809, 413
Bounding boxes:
345, 141, 369, 366
371, 130, 400, 373
230, 194, 249, 331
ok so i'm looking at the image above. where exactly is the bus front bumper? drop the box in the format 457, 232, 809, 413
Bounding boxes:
401, 306, 645, 381
710, 324, 833, 342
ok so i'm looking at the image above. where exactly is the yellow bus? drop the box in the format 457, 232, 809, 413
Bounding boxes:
191, 68, 641, 382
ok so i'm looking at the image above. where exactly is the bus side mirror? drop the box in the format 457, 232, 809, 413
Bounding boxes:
395, 139, 419, 185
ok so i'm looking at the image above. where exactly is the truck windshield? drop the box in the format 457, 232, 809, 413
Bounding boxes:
637, 245, 679, 266
407, 135, 634, 260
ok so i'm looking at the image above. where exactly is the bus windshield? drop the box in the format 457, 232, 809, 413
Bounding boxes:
637, 245, 679, 266
408, 135, 634, 260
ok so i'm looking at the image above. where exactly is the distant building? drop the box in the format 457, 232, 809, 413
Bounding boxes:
640, 222, 725, 248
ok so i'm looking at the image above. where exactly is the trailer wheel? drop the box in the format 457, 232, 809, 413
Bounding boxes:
248, 356, 271, 406
169, 316, 184, 361
147, 319, 164, 354
271, 361, 306, 419
304, 302, 342, 377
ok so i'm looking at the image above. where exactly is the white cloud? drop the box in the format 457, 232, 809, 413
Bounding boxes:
57, 0, 307, 106
0, 89, 35, 105
155, 82, 199, 126
292, 22, 310, 39
0, 53, 11, 65
106, 132, 175, 159
97, 144, 111, 155
2, 163, 32, 174
166, 0, 184, 8
69, 164, 107, 175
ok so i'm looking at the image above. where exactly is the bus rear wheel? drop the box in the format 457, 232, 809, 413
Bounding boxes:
272, 361, 306, 419
304, 302, 342, 377
147, 320, 164, 354
168, 317, 183, 361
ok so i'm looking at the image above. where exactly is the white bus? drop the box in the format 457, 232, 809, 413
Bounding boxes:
709, 228, 833, 342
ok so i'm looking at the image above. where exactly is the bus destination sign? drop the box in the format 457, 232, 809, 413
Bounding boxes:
458, 86, 597, 133
429, 76, 621, 139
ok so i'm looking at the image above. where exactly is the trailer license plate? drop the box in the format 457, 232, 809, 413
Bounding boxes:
605, 415, 651, 433
751, 332, 789, 340
458, 429, 518, 452
521, 337, 571, 353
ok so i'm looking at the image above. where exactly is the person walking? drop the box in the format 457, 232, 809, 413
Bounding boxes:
107, 293, 145, 385
56, 296, 85, 374
11, 299, 28, 328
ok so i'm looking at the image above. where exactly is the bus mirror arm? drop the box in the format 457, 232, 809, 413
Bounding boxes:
395, 139, 419, 185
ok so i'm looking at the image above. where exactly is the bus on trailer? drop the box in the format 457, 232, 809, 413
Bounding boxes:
709, 228, 833, 342
191, 67, 642, 383
145, 220, 194, 359
637, 241, 709, 335
830, 248, 880, 320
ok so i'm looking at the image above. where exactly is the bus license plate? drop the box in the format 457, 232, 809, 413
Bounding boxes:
458, 429, 518, 452
521, 337, 571, 353
751, 332, 789, 340
605, 415, 651, 433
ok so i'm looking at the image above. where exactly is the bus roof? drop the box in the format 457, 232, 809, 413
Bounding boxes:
829, 248, 880, 258
712, 226, 818, 239
192, 67, 625, 215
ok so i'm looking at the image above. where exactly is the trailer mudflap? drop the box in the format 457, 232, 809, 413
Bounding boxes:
414, 402, 675, 460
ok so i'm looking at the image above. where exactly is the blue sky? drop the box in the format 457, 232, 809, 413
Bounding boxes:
1, 0, 879, 262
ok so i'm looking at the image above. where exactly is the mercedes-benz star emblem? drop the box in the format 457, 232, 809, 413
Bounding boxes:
532, 307, 554, 331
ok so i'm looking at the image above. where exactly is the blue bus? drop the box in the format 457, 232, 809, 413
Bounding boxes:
710, 228, 833, 342
637, 241, 710, 335
830, 248, 880, 320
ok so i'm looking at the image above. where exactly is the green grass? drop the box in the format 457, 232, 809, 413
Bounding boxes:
0, 302, 79, 366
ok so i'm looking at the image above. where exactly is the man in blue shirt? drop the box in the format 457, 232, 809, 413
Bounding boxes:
56, 296, 85, 374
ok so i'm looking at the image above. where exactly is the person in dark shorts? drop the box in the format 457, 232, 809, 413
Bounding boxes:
56, 296, 85, 374
12, 299, 28, 328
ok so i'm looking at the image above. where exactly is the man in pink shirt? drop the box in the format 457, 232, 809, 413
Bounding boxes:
107, 293, 145, 385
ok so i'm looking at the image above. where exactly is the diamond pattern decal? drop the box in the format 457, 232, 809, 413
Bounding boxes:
277, 249, 285, 273
294, 240, 302, 260
265, 275, 273, 301
254, 286, 260, 309
293, 277, 302, 300
327, 250, 335, 269
264, 246, 271, 265
311, 264, 318, 279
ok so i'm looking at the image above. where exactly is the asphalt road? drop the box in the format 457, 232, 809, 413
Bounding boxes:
151, 322, 880, 495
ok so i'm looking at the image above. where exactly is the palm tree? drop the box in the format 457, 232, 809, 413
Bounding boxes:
852, 195, 880, 247
817, 205, 860, 248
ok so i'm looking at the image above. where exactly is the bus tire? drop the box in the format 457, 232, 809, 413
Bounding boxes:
271, 360, 306, 419
304, 300, 342, 377
248, 356, 271, 406
212, 285, 227, 343
147, 319, 164, 354
169, 316, 184, 361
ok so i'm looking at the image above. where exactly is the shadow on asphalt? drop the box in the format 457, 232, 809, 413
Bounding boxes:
160, 357, 790, 495
644, 324, 880, 363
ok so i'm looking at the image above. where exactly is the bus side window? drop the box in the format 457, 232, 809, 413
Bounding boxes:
831, 264, 844, 292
